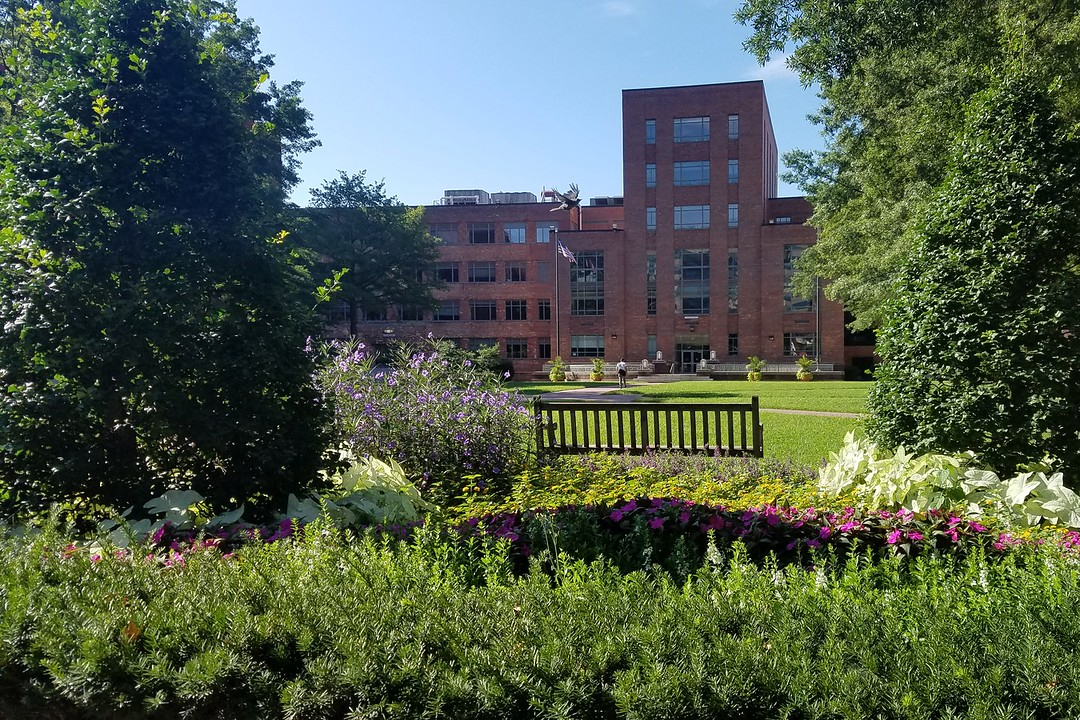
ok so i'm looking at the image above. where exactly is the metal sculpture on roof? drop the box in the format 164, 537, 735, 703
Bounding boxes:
549, 184, 581, 213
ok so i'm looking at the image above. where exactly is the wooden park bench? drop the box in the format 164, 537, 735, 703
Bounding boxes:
532, 397, 763, 457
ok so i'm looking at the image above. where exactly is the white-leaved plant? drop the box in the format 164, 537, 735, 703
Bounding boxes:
820, 433, 1080, 528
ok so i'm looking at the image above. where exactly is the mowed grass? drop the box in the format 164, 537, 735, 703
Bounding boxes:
616, 380, 870, 415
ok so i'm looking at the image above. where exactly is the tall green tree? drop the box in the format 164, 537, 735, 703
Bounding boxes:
866, 77, 1080, 477
304, 171, 442, 338
735, 0, 1080, 328
0, 0, 327, 515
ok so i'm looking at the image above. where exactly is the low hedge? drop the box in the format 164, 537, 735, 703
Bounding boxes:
1, 522, 1079, 719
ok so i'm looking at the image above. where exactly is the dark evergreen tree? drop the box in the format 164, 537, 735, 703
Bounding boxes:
305, 171, 442, 338
867, 77, 1080, 479
0, 0, 327, 514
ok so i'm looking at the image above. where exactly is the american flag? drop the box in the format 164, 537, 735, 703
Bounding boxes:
557, 240, 576, 264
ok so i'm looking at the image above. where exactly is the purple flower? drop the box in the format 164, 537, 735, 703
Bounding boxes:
648, 517, 665, 530
819, 526, 832, 540
610, 510, 624, 522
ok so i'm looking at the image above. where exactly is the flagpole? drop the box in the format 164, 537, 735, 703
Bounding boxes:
554, 228, 561, 360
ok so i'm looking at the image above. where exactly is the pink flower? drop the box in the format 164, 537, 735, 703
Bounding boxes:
969, 521, 987, 533
819, 526, 832, 540
839, 521, 860, 533
887, 529, 903, 545
906, 531, 923, 541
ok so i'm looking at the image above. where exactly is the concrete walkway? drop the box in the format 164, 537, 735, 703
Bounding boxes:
537, 384, 863, 418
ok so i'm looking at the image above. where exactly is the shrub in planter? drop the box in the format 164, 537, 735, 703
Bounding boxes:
590, 358, 605, 381
548, 355, 568, 382
796, 353, 813, 381
746, 355, 764, 382
317, 338, 533, 505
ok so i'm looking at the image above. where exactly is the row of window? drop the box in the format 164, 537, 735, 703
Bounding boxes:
645, 115, 739, 144
430, 222, 558, 245
434, 298, 553, 322
646, 204, 739, 230
437, 260, 551, 284
645, 160, 738, 188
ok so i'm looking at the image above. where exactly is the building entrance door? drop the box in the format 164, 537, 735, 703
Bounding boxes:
675, 341, 710, 374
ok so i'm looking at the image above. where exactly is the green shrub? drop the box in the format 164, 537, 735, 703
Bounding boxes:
2, 524, 1080, 718
867, 77, 1080, 481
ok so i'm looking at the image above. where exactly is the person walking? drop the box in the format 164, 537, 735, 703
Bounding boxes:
616, 358, 628, 388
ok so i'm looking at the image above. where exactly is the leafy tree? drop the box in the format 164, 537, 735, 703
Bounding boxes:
304, 171, 442, 337
0, 0, 328, 515
866, 77, 1080, 478
735, 0, 1080, 328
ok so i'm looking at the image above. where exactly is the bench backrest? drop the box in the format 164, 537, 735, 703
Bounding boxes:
532, 397, 763, 457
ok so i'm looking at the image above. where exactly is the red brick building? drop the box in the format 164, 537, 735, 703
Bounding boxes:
336, 81, 872, 376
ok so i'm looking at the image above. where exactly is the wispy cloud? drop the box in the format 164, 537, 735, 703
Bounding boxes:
601, 1, 638, 17
743, 54, 798, 83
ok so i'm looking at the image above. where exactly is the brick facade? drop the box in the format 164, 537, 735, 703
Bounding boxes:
337, 81, 864, 376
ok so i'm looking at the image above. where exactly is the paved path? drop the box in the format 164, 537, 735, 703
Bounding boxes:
537, 385, 863, 418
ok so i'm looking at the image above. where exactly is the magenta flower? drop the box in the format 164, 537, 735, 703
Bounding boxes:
648, 517, 665, 530
969, 521, 988, 533
887, 529, 903, 544
906, 531, 923, 541
819, 526, 832, 540
678, 511, 691, 524
807, 538, 821, 549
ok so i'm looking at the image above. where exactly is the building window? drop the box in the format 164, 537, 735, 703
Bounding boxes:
469, 338, 497, 351
647, 335, 657, 359
570, 251, 604, 316
571, 335, 605, 358
503, 223, 526, 244
537, 261, 551, 281
646, 207, 656, 231
505, 299, 527, 321
435, 262, 459, 283
675, 249, 710, 315
505, 262, 527, 282
728, 334, 739, 356
784, 244, 814, 312
784, 333, 817, 357
673, 161, 709, 186
774, 216, 791, 224
429, 223, 457, 244
397, 305, 424, 322
505, 339, 528, 359
645, 163, 656, 188
467, 261, 496, 283
364, 307, 387, 322
536, 224, 556, 243
325, 300, 349, 324
727, 203, 739, 228
470, 300, 498, 321
674, 205, 710, 229
538, 298, 551, 320
728, 159, 739, 184
728, 249, 738, 314
468, 222, 495, 244
645, 118, 656, 144
538, 339, 552, 359
645, 252, 658, 315
728, 114, 739, 139
433, 301, 460, 322
674, 116, 710, 143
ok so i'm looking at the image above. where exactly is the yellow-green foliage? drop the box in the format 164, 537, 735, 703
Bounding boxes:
452, 454, 836, 520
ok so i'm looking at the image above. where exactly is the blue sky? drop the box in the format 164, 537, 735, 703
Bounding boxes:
235, 0, 825, 206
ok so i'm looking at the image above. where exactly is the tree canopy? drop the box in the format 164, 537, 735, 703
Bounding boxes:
0, 0, 327, 514
303, 171, 442, 338
865, 77, 1080, 477
735, 0, 1080, 328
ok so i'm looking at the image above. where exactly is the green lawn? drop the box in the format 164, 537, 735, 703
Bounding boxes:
615, 380, 870, 414
507, 380, 620, 395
